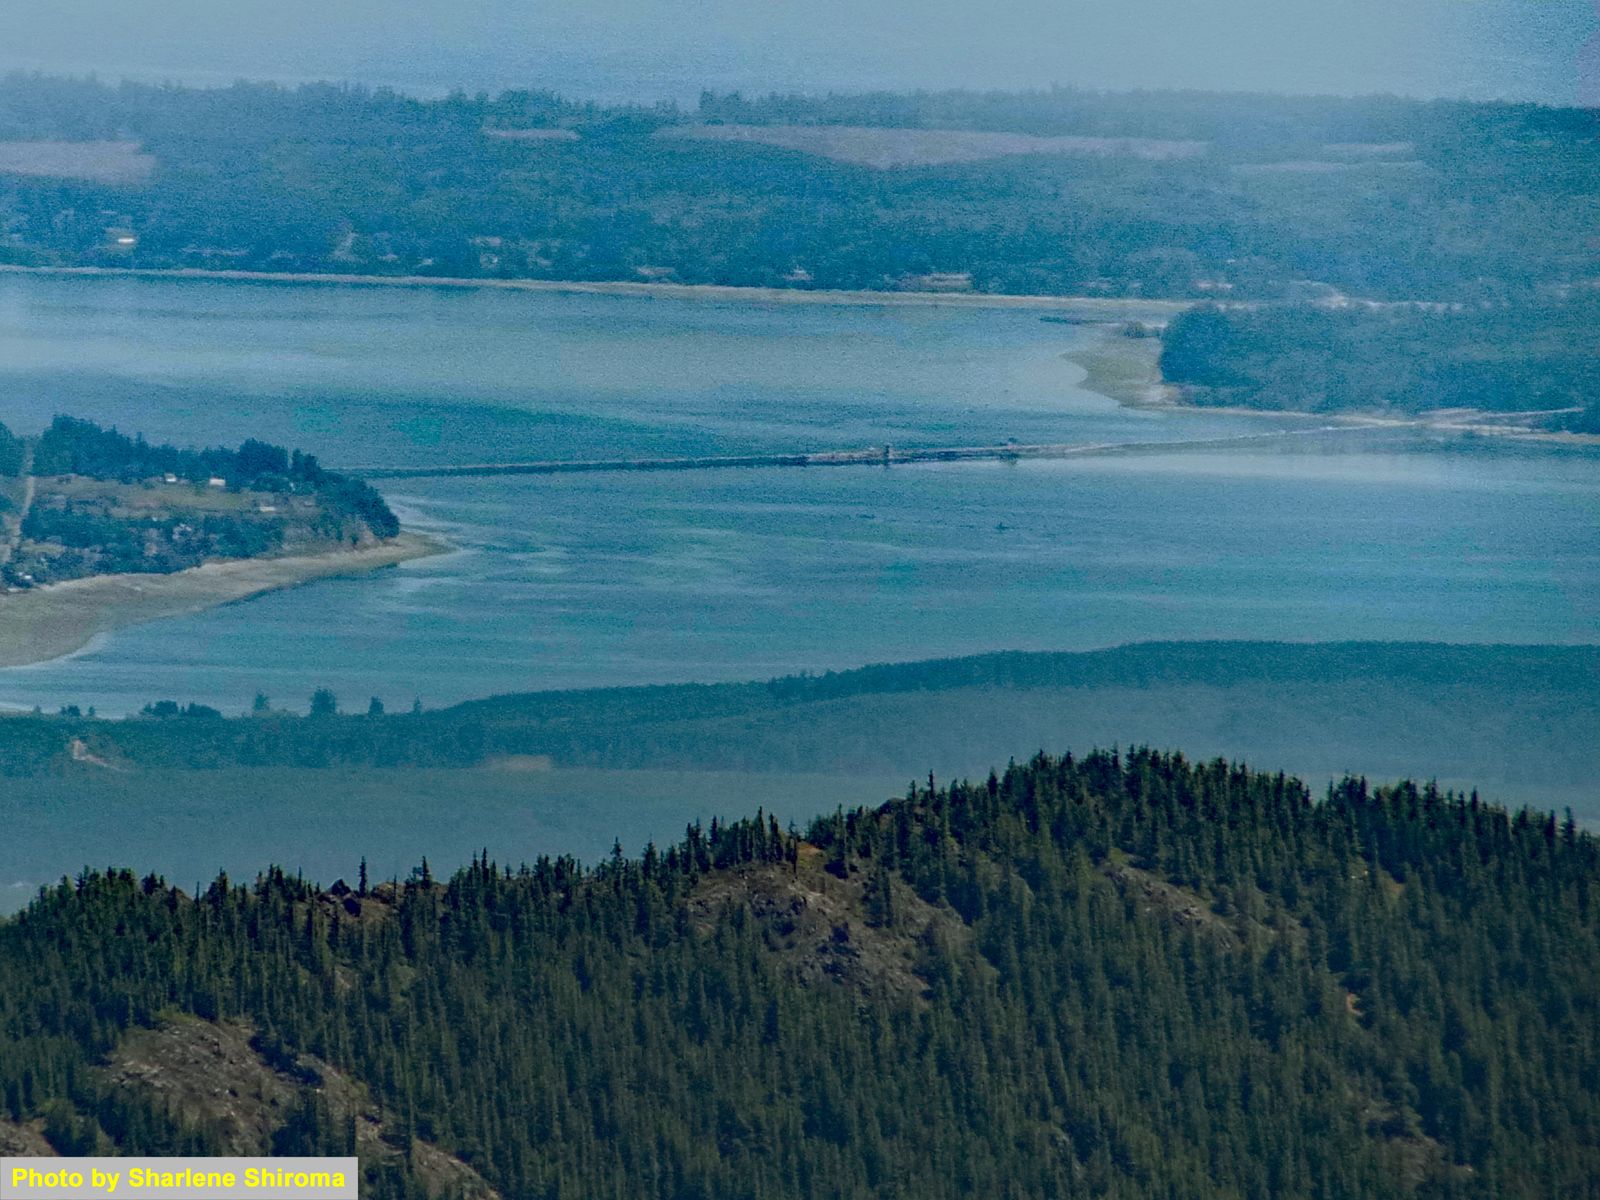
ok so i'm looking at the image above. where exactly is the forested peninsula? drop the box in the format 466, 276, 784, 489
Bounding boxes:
0, 416, 425, 667
1, 749, 1595, 1198
0, 416, 398, 589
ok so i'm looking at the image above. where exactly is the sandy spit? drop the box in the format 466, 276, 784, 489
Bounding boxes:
0, 533, 448, 670
1063, 327, 1600, 446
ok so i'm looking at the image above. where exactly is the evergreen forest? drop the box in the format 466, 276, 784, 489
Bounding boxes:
1, 749, 1595, 1199
1, 77, 1595, 304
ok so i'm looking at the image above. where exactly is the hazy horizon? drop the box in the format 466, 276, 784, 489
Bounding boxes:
4, 0, 1597, 107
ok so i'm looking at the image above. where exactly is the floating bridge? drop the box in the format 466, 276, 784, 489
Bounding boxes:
346, 428, 1348, 481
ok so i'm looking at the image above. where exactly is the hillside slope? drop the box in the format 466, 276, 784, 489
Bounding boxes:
2, 749, 1595, 1198
2, 79, 1596, 301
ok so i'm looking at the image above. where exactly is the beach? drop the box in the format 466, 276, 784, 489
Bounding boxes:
1065, 328, 1178, 409
0, 532, 447, 671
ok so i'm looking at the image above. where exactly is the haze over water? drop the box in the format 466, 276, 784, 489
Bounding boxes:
0, 272, 1595, 717
4, 0, 1593, 104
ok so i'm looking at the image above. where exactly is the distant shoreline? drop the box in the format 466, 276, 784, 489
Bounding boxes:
5, 265, 1590, 449
1062, 325, 1600, 446
0, 532, 448, 672
0, 263, 1187, 317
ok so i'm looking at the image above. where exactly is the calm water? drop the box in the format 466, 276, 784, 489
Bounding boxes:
0, 273, 1596, 716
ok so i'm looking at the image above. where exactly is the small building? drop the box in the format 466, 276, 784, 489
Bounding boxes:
162, 473, 178, 484
207, 476, 227, 488
902, 271, 974, 293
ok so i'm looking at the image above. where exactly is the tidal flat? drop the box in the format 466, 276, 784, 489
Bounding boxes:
0, 532, 447, 670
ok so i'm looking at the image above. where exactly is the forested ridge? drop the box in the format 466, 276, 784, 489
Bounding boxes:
2, 749, 1596, 1198
0, 76, 1595, 302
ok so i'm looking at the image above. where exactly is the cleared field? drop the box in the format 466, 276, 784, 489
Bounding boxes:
1321, 141, 1415, 158
659, 123, 1208, 168
0, 140, 155, 184
482, 127, 580, 143
1234, 159, 1426, 175
48, 475, 284, 514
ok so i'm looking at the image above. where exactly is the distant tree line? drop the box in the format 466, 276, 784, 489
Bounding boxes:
0, 642, 1595, 779
1160, 298, 1600, 420
34, 417, 394, 529
0, 422, 23, 476
0, 76, 1595, 302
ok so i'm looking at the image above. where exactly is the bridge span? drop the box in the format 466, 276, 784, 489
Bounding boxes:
346, 428, 1347, 481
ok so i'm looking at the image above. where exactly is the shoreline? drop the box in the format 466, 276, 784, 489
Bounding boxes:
1065, 329, 1180, 410
1062, 326, 1600, 446
6, 263, 1592, 444
0, 263, 1186, 318
0, 532, 449, 671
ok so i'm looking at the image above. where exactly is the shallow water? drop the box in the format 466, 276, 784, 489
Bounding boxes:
0, 273, 1596, 716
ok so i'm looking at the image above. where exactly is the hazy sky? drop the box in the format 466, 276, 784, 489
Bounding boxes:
3, 0, 1596, 105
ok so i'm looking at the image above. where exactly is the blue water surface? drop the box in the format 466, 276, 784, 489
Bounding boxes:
0, 273, 1595, 715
